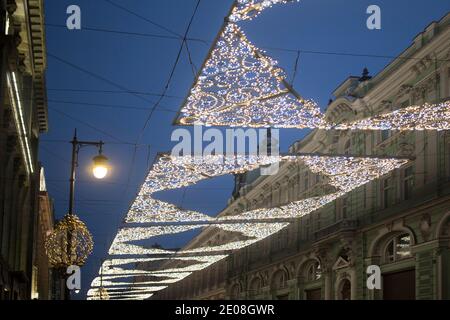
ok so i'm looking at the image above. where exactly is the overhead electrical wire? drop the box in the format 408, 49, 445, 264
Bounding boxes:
44, 24, 450, 63
136, 0, 203, 143
102, 0, 183, 39
119, 0, 203, 205
49, 107, 128, 143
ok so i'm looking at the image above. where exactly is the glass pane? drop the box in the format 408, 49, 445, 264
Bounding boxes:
386, 240, 395, 262
396, 234, 411, 259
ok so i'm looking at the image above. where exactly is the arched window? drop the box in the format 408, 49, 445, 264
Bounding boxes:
272, 269, 288, 290
249, 277, 262, 296
339, 279, 351, 300
230, 283, 240, 299
384, 233, 412, 263
306, 260, 322, 281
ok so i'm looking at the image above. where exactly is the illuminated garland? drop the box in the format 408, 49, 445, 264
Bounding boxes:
125, 155, 407, 224
139, 154, 294, 195
229, 0, 300, 22
91, 273, 185, 288
101, 255, 227, 275
102, 257, 169, 267
334, 101, 450, 131
298, 155, 409, 192
7, 72, 34, 174
199, 94, 327, 128
97, 154, 408, 298
108, 242, 176, 256
89, 293, 154, 300
91, 278, 180, 288
218, 156, 408, 221
87, 287, 167, 297
108, 294, 154, 300
86, 288, 109, 300
219, 193, 342, 221
175, 22, 326, 128
113, 225, 200, 243
108, 222, 289, 256
126, 197, 211, 223
140, 255, 228, 274
183, 222, 289, 253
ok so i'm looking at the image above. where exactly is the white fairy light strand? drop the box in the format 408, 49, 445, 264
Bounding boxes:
89, 293, 154, 300
175, 22, 327, 128
91, 279, 180, 288
139, 154, 295, 195
298, 155, 409, 192
126, 197, 211, 224
183, 222, 289, 253
219, 193, 342, 221
334, 101, 450, 131
229, 0, 300, 22
101, 255, 228, 276
218, 156, 408, 221
125, 155, 408, 224
113, 225, 200, 243
108, 242, 176, 256
87, 287, 166, 297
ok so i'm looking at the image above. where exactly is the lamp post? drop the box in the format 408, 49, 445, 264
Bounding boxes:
68, 129, 109, 215
45, 129, 110, 299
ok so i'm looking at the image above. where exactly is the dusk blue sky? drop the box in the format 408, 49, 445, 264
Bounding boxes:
39, 0, 450, 298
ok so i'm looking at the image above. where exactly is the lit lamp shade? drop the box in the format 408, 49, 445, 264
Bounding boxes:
92, 154, 109, 179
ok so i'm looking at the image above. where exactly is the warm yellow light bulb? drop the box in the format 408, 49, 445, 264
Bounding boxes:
92, 154, 109, 179
93, 165, 108, 179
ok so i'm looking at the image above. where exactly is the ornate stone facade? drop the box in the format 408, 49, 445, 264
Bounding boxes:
0, 0, 49, 300
153, 13, 450, 300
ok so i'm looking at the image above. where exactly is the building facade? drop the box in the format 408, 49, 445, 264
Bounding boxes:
0, 0, 49, 300
31, 169, 65, 300
153, 13, 450, 300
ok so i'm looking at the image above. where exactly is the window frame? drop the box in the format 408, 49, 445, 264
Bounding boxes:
383, 233, 412, 263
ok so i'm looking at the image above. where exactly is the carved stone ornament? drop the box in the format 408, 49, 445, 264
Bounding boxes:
419, 213, 432, 241
397, 142, 415, 157
396, 85, 412, 100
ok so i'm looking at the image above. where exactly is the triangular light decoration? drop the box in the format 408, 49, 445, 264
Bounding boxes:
334, 101, 450, 131
229, 0, 300, 22
175, 23, 327, 128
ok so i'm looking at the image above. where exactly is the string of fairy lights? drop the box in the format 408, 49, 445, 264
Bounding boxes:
93, 155, 408, 299
334, 101, 450, 131
175, 20, 328, 128
88, 0, 447, 300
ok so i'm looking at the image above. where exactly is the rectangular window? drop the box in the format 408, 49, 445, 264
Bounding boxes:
363, 185, 367, 209
403, 166, 414, 200
304, 172, 309, 191
316, 212, 321, 229
383, 178, 394, 208
381, 130, 390, 141
342, 197, 348, 218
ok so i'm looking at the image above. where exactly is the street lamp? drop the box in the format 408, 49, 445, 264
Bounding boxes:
68, 129, 110, 214
45, 129, 110, 296
92, 154, 109, 179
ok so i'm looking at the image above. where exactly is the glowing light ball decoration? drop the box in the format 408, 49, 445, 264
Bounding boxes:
45, 214, 94, 269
